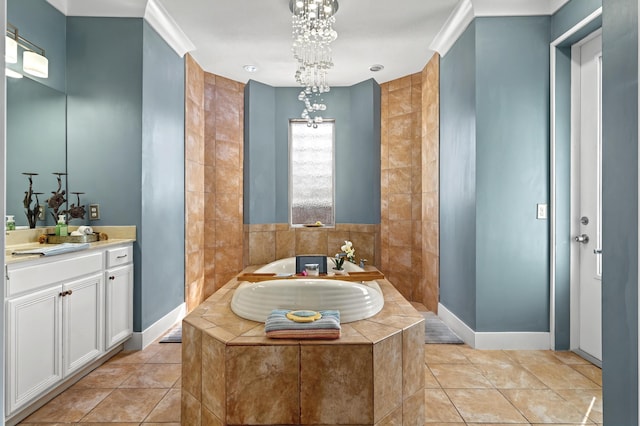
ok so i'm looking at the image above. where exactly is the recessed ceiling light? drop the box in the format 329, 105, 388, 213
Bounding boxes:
369, 64, 384, 72
243, 65, 258, 73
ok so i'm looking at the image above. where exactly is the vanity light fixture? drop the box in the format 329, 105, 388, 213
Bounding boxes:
5, 30, 17, 64
6, 23, 49, 79
23, 50, 48, 78
5, 68, 22, 79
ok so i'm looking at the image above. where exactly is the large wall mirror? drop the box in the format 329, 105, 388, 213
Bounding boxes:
6, 76, 66, 228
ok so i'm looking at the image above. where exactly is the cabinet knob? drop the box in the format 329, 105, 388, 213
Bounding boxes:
109, 276, 115, 280
58, 290, 73, 297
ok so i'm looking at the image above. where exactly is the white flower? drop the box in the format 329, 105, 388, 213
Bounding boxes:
340, 241, 356, 262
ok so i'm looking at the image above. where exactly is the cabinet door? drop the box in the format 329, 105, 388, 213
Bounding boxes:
6, 286, 62, 414
62, 273, 104, 376
105, 264, 133, 349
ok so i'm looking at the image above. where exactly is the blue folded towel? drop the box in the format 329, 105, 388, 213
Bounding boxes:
265, 309, 341, 332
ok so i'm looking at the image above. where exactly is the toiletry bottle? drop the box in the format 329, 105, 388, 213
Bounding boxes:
56, 215, 68, 236
6, 215, 15, 231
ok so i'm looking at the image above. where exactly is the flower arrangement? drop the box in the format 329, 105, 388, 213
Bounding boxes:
330, 240, 356, 271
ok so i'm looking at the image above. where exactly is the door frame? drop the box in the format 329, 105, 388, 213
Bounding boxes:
549, 7, 602, 351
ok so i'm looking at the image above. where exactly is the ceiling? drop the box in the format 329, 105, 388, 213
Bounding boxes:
157, 0, 459, 87
46, 0, 571, 87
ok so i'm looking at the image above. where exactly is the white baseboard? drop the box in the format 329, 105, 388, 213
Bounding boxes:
438, 303, 551, 350
125, 303, 186, 350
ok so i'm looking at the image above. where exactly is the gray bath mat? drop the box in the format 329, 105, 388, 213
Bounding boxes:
159, 324, 182, 343
422, 311, 464, 344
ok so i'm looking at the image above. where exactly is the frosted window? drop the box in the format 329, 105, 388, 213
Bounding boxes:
289, 120, 335, 226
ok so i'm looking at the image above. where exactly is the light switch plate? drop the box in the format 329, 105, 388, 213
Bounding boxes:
536, 203, 548, 220
89, 204, 100, 220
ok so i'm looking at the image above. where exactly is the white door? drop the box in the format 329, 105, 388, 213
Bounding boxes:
62, 273, 104, 376
576, 33, 603, 362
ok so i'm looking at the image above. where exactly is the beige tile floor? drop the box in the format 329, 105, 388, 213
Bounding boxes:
18, 332, 602, 425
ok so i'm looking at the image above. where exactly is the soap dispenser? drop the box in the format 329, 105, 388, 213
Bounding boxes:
6, 215, 15, 231
55, 215, 68, 236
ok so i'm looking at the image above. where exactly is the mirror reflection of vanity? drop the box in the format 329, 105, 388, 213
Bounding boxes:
6, 75, 66, 227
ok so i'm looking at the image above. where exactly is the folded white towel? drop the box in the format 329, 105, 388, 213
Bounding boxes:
77, 225, 93, 235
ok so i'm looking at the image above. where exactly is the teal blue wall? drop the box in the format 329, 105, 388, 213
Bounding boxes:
344, 79, 381, 223
475, 16, 550, 332
441, 17, 551, 333
140, 22, 185, 331
7, 0, 66, 92
602, 0, 638, 422
66, 17, 185, 332
245, 79, 381, 225
553, 45, 572, 349
440, 21, 477, 330
243, 81, 277, 224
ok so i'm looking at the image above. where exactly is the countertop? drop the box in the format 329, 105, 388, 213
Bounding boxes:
5, 226, 136, 265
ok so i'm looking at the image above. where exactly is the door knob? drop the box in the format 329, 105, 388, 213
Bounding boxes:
574, 234, 590, 243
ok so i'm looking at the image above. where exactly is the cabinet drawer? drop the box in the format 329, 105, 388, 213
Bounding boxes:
7, 252, 103, 297
106, 246, 133, 268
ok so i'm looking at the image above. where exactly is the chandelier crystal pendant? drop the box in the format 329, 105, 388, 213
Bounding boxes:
290, 0, 338, 127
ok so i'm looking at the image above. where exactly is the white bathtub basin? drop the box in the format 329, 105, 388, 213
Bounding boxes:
231, 257, 384, 323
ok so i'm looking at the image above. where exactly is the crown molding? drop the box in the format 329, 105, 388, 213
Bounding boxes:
473, 0, 566, 16
429, 0, 474, 57
431, 0, 572, 57
549, 0, 571, 14
144, 0, 195, 57
46, 0, 68, 15
48, 0, 147, 17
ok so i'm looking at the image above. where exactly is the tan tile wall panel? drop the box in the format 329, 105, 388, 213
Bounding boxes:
381, 59, 440, 308
300, 344, 374, 424
226, 345, 300, 425
245, 224, 380, 267
185, 55, 206, 313
185, 55, 245, 312
422, 54, 440, 312
205, 74, 245, 295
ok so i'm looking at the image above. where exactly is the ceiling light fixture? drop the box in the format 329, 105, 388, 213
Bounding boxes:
243, 64, 258, 73
369, 64, 384, 72
6, 23, 49, 79
290, 0, 338, 128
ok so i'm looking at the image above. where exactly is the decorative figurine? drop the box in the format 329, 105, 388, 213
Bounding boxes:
47, 172, 67, 223
67, 192, 86, 220
22, 172, 38, 229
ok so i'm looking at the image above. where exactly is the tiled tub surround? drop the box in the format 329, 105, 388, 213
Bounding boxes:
244, 223, 381, 268
181, 265, 425, 425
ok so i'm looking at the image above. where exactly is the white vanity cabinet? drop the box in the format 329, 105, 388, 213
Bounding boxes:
105, 246, 133, 349
4, 243, 133, 416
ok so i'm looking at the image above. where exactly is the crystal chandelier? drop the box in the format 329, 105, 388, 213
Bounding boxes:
290, 0, 339, 127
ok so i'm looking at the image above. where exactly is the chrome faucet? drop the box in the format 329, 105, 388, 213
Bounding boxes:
359, 259, 368, 268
